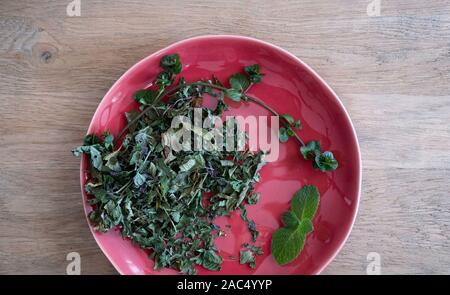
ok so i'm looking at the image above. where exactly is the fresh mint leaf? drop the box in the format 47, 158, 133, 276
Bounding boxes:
133, 89, 158, 106
244, 64, 263, 83
226, 89, 242, 102
279, 127, 289, 143
281, 114, 294, 125
271, 185, 319, 266
314, 151, 338, 171
271, 219, 312, 265
229, 73, 249, 92
156, 71, 172, 86
301, 142, 338, 172
282, 211, 300, 228
300, 140, 321, 160
160, 54, 181, 74
291, 185, 320, 220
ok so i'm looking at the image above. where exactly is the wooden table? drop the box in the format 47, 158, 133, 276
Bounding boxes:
1, 0, 449, 275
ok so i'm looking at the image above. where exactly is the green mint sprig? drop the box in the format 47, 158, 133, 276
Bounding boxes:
271, 185, 319, 265
300, 141, 338, 171
212, 64, 338, 172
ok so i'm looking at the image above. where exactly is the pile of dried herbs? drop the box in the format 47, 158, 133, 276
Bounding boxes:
73, 53, 338, 274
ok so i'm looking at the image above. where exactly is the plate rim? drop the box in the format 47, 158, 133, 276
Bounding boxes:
79, 34, 362, 275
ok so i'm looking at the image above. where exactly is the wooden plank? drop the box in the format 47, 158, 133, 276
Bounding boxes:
1, 0, 449, 274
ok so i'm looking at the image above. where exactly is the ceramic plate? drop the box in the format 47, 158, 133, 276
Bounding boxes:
80, 35, 361, 274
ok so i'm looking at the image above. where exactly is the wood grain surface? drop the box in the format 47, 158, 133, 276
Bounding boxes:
1, 0, 449, 275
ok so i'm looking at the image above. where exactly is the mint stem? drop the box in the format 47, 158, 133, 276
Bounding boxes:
194, 82, 306, 147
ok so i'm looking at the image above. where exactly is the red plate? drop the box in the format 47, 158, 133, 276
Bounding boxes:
80, 35, 361, 275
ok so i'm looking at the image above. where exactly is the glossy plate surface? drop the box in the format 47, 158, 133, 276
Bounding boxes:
80, 35, 361, 275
